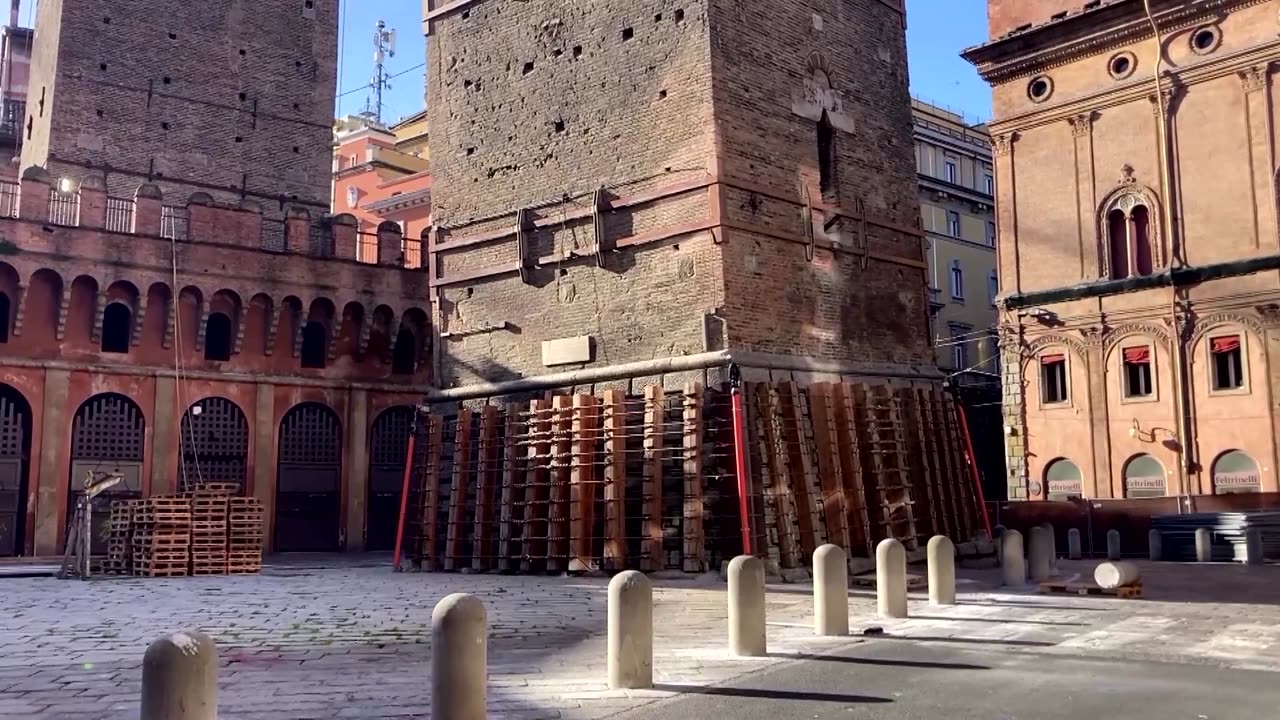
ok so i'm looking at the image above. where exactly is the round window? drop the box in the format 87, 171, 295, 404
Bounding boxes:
1108, 52, 1136, 80
1027, 75, 1053, 103
1190, 26, 1221, 55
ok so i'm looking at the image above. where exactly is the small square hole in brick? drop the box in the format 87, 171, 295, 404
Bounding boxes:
675, 8, 685, 22
168, 32, 177, 40
102, 16, 110, 23
466, 147, 475, 156
239, 49, 246, 56
304, 0, 314, 8
573, 46, 583, 59
163, 76, 171, 85
554, 120, 565, 133
96, 109, 104, 118
162, 122, 170, 130
658, 89, 667, 99
239, 92, 247, 101
99, 63, 108, 71
292, 146, 299, 153
522, 61, 534, 75
655, 12, 663, 21
234, 136, 242, 143
622, 27, 634, 40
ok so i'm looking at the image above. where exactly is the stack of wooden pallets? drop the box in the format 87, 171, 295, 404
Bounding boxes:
187, 489, 231, 576
102, 501, 134, 575
227, 497, 265, 574
132, 497, 191, 577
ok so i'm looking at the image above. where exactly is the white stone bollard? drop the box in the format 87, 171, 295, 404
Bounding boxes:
728, 555, 767, 656
607, 571, 653, 689
875, 538, 908, 619
926, 535, 956, 606
432, 593, 488, 719
1001, 529, 1026, 587
140, 630, 218, 720
1094, 561, 1141, 589
1028, 526, 1053, 582
1106, 529, 1122, 560
1195, 528, 1212, 563
1148, 529, 1163, 561
1067, 528, 1082, 560
1245, 529, 1264, 566
813, 544, 849, 636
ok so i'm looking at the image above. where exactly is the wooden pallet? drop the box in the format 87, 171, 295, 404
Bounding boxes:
1037, 580, 1143, 599
851, 571, 927, 591
133, 563, 189, 578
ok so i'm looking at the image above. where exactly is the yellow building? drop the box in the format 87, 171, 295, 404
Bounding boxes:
914, 99, 999, 387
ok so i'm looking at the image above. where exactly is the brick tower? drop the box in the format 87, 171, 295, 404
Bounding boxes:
425, 0, 933, 391
21, 0, 337, 214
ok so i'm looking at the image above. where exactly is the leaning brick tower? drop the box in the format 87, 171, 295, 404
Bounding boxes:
21, 0, 337, 215
424, 0, 933, 390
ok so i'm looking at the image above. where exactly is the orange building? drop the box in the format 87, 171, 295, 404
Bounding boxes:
331, 112, 431, 268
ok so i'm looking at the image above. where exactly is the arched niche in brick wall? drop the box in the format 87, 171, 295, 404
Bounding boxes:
0, 262, 18, 344
243, 293, 273, 357
334, 301, 365, 360
142, 283, 171, 350
25, 269, 64, 348
175, 286, 203, 356
66, 275, 99, 349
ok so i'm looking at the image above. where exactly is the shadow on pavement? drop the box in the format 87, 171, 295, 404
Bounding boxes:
655, 683, 893, 704
870, 634, 1056, 647
775, 652, 991, 670
961, 599, 1114, 611
910, 614, 1087, 627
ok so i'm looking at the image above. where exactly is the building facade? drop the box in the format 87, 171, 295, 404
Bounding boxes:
20, 0, 337, 216
0, 0, 434, 559
913, 99, 998, 386
331, 112, 431, 266
0, 1, 30, 181
965, 0, 1280, 502
424, 0, 936, 394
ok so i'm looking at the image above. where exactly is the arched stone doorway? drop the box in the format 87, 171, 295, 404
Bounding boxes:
0, 384, 31, 556
1123, 454, 1167, 498
367, 406, 414, 552
180, 397, 249, 494
275, 402, 342, 552
70, 393, 145, 553
1212, 450, 1260, 494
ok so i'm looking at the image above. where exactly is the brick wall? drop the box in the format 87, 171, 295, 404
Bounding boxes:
987, 0, 1087, 39
21, 0, 337, 213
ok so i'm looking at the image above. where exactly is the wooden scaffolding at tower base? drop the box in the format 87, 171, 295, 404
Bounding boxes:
400, 380, 985, 574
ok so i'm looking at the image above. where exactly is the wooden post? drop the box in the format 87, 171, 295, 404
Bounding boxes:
943, 395, 977, 539
808, 384, 850, 554
755, 384, 798, 568
497, 403, 521, 571
831, 383, 873, 558
445, 409, 474, 571
929, 388, 964, 539
777, 382, 820, 559
570, 394, 599, 571
548, 395, 573, 572
521, 399, 551, 572
419, 415, 444, 571
641, 386, 664, 571
602, 390, 627, 571
471, 405, 500, 572
914, 387, 951, 539
873, 385, 919, 549
682, 382, 705, 573
897, 388, 936, 540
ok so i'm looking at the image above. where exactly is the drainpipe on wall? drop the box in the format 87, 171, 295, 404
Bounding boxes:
1143, 0, 1192, 511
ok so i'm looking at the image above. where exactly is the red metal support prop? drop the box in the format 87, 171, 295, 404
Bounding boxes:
729, 365, 752, 556
391, 418, 419, 572
952, 396, 992, 539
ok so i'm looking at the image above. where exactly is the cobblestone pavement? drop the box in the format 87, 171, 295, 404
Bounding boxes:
1, 555, 1278, 719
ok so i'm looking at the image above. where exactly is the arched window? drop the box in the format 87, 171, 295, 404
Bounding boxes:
204, 312, 232, 361
1044, 458, 1082, 499
300, 321, 327, 369
0, 292, 9, 343
1100, 167, 1162, 280
1108, 209, 1129, 279
391, 328, 417, 375
1212, 450, 1260, 494
1123, 454, 1166, 498
1132, 205, 1152, 275
818, 110, 836, 197
100, 302, 131, 353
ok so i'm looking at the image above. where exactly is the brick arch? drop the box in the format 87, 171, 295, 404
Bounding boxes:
207, 289, 243, 359
0, 262, 18, 343
23, 269, 63, 349
101, 281, 139, 354
392, 307, 429, 375
275, 296, 304, 370
333, 301, 365, 362
243, 293, 274, 357
141, 282, 172, 353
65, 275, 99, 348
175, 285, 204, 356
364, 304, 396, 361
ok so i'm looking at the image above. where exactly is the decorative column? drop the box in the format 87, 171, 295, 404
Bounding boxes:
1082, 327, 1111, 498
1239, 65, 1276, 249
1069, 113, 1097, 279
344, 389, 370, 552
992, 133, 1019, 294
999, 323, 1029, 500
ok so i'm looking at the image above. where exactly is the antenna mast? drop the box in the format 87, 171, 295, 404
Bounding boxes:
364, 18, 396, 123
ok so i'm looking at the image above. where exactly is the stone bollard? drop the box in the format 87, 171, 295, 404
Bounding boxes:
727, 555, 767, 656
927, 535, 956, 606
1028, 526, 1053, 582
1106, 529, 1122, 560
1148, 529, 1163, 562
140, 630, 218, 720
1067, 528, 1082, 560
1195, 528, 1212, 563
813, 544, 849, 636
432, 593, 488, 719
1001, 529, 1026, 587
875, 538, 908, 619
993, 524, 1007, 564
1245, 529, 1264, 566
607, 571, 653, 689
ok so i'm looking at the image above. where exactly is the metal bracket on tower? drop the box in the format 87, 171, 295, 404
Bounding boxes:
801, 187, 816, 262
855, 197, 869, 270
516, 207, 534, 284
593, 188, 613, 268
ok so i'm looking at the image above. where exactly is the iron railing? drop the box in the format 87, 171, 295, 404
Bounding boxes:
0, 180, 18, 218
161, 205, 188, 241
48, 191, 80, 227
105, 196, 134, 233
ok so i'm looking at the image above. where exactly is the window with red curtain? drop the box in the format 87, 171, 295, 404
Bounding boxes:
1041, 354, 1068, 403
1122, 345, 1152, 397
1211, 336, 1241, 354
1211, 335, 1244, 391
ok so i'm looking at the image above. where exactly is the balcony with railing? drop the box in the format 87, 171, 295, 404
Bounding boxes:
48, 190, 80, 227
0, 180, 18, 219
160, 205, 189, 241
105, 196, 135, 233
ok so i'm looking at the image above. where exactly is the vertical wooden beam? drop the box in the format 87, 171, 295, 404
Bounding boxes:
602, 389, 627, 571
879, 386, 919, 550
831, 384, 872, 557
897, 388, 936, 541
682, 382, 705, 573
755, 383, 798, 568
943, 393, 977, 540
471, 405, 500, 572
418, 414, 444, 571
928, 388, 963, 539
497, 402, 522, 571
570, 394, 599, 571
641, 385, 664, 571
444, 409, 474, 571
808, 384, 850, 553
776, 382, 819, 559
521, 399, 550, 572
910, 387, 947, 539
548, 395, 573, 572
